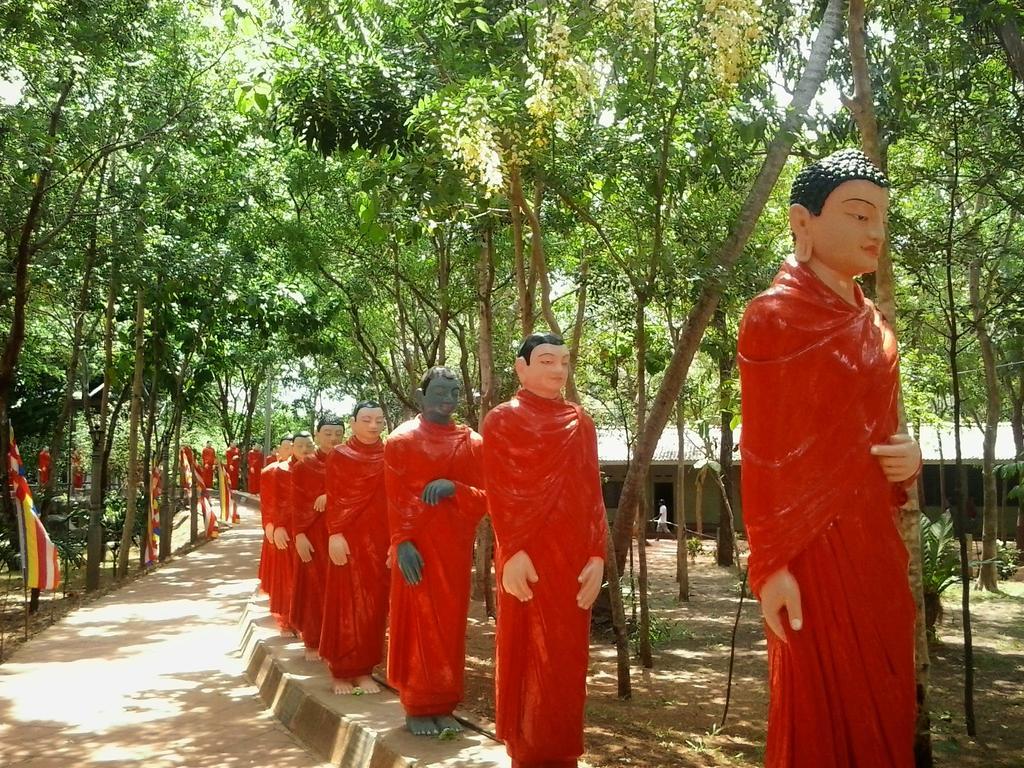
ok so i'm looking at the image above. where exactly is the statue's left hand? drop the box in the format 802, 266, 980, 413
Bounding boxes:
295, 533, 314, 563
421, 479, 455, 505
314, 494, 327, 512
576, 557, 604, 609
397, 540, 424, 585
870, 433, 921, 483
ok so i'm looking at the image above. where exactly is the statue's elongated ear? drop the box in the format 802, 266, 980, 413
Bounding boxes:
789, 204, 814, 263
413, 388, 425, 412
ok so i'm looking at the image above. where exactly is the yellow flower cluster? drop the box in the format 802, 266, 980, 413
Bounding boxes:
524, 10, 597, 137
699, 0, 762, 88
441, 98, 506, 196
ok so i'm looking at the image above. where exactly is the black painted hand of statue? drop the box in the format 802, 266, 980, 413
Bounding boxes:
421, 479, 455, 505
397, 540, 424, 585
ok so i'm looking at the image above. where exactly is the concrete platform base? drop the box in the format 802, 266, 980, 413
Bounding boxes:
238, 594, 512, 768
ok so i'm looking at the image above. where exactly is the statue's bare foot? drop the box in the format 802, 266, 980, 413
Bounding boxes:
433, 715, 463, 733
304, 648, 320, 662
406, 716, 440, 736
354, 675, 380, 693
332, 679, 355, 695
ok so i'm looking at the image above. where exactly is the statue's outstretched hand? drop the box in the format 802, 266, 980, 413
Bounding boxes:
397, 540, 424, 585
576, 557, 604, 609
421, 479, 456, 505
328, 533, 350, 566
502, 550, 539, 602
759, 567, 803, 642
264, 523, 275, 544
273, 527, 290, 550
870, 433, 922, 483
313, 494, 327, 512
295, 532, 314, 563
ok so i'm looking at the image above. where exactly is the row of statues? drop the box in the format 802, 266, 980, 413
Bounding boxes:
256, 150, 923, 768
257, 333, 604, 767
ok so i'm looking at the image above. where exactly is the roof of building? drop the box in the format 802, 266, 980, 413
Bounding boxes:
595, 423, 1020, 465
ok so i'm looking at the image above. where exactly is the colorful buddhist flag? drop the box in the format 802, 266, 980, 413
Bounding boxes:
218, 462, 230, 522
8, 429, 61, 591
145, 470, 160, 566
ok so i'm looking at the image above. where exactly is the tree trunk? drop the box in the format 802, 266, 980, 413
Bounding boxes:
969, 257, 1001, 591
605, 521, 632, 700
117, 288, 146, 578
715, 309, 735, 567
509, 166, 533, 337
676, 401, 690, 602
844, 1, 936, 758
474, 219, 497, 618
0, 77, 76, 529
609, 0, 846, 573
86, 254, 119, 591
636, 482, 653, 669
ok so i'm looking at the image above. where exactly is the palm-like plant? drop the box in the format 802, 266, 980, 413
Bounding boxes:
920, 513, 960, 637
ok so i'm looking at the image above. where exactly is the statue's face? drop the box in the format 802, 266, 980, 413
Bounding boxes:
278, 440, 293, 461
315, 424, 345, 452
514, 343, 570, 399
795, 179, 889, 279
292, 437, 314, 459
351, 407, 386, 445
417, 376, 461, 424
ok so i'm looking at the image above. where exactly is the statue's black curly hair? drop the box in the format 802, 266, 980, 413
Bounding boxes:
790, 149, 890, 215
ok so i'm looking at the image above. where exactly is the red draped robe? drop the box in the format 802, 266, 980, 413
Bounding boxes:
738, 259, 915, 768
38, 450, 51, 486
289, 449, 329, 650
226, 445, 241, 490
247, 448, 263, 494
201, 446, 216, 488
482, 389, 607, 766
258, 460, 278, 596
319, 436, 389, 680
384, 416, 486, 717
267, 459, 296, 627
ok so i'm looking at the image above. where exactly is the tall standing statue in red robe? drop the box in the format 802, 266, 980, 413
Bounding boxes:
320, 401, 389, 695
226, 441, 241, 491
247, 444, 264, 494
71, 449, 84, 490
201, 441, 216, 489
482, 333, 607, 768
38, 447, 51, 486
269, 433, 309, 633
385, 367, 487, 736
738, 150, 921, 768
289, 418, 345, 660
259, 435, 292, 599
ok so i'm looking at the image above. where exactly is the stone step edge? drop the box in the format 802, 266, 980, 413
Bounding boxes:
237, 597, 513, 768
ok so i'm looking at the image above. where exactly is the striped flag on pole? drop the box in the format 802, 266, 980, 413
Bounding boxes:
145, 468, 161, 566
218, 461, 239, 524
8, 429, 61, 591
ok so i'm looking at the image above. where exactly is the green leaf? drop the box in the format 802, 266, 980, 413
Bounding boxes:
475, 18, 490, 33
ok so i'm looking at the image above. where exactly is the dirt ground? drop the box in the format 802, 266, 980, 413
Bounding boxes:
459, 540, 1024, 768
0, 505, 215, 663
5, 517, 1022, 768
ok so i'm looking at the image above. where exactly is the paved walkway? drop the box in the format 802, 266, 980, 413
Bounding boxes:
0, 515, 331, 768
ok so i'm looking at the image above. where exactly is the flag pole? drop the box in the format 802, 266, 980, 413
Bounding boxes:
23, 581, 28, 640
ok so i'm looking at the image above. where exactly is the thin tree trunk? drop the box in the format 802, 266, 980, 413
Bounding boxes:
676, 402, 690, 601
474, 220, 497, 618
715, 309, 735, 567
636, 481, 653, 669
0, 77, 75, 528
86, 254, 119, 591
605, 521, 632, 699
510, 166, 533, 337
609, 0, 846, 572
117, 288, 146, 577
970, 256, 1001, 591
845, 1, 935, 758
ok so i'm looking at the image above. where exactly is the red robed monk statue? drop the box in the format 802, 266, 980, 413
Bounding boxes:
385, 366, 487, 736
269, 433, 310, 633
247, 444, 263, 494
201, 441, 216, 489
320, 400, 388, 695
290, 420, 344, 660
738, 149, 921, 768
258, 434, 292, 602
482, 332, 606, 768
38, 447, 51, 486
